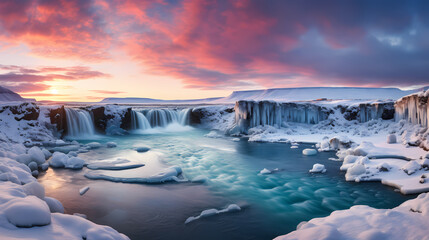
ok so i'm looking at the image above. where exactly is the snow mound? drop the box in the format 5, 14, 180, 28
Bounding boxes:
302, 149, 317, 156
4, 196, 51, 227
106, 142, 117, 148
309, 164, 326, 173
49, 152, 85, 169
185, 204, 241, 224
44, 197, 64, 213
259, 168, 272, 174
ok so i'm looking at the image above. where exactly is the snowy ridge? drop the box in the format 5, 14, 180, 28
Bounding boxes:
0, 86, 35, 102
215, 87, 417, 103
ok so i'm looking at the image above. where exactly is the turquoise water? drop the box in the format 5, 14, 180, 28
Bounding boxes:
38, 126, 414, 240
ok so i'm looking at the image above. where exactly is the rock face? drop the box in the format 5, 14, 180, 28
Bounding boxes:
49, 106, 67, 136
119, 108, 132, 130
338, 102, 395, 122
0, 103, 40, 121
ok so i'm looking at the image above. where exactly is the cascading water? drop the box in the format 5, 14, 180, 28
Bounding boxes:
65, 108, 95, 138
131, 108, 191, 130
131, 111, 151, 130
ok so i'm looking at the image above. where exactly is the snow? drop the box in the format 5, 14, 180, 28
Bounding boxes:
309, 164, 326, 173
49, 152, 85, 169
0, 86, 34, 102
86, 142, 102, 149
4, 195, 52, 227
387, 133, 397, 144
401, 160, 421, 175
23, 181, 45, 199
44, 197, 65, 213
84, 166, 185, 184
185, 204, 241, 224
259, 168, 272, 174
87, 158, 144, 170
28, 146, 47, 165
302, 149, 317, 156
276, 192, 429, 240
79, 186, 90, 196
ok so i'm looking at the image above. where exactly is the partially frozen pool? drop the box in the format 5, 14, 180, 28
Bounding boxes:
38, 127, 414, 240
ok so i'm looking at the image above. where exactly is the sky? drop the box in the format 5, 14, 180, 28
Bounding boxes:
0, 0, 428, 102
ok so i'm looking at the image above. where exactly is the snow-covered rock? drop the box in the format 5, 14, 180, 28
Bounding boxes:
402, 160, 421, 175
79, 186, 90, 196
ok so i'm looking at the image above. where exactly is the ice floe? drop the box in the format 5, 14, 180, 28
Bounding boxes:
185, 204, 241, 224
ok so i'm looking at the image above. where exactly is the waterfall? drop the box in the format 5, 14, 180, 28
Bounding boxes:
131, 111, 151, 130
179, 108, 191, 125
131, 108, 191, 130
65, 108, 95, 138
234, 101, 328, 132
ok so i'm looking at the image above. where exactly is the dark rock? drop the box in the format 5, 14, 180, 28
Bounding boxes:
120, 108, 132, 130
49, 106, 67, 136
190, 108, 203, 124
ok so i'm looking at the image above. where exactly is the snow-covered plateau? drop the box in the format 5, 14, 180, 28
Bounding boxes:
0, 87, 428, 239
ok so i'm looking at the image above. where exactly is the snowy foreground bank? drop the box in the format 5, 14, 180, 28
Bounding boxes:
0, 104, 129, 239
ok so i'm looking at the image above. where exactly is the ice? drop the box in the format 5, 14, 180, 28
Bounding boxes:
79, 186, 90, 196
87, 158, 145, 170
387, 134, 397, 144
309, 164, 326, 173
191, 175, 208, 183
185, 204, 242, 224
44, 197, 65, 213
4, 196, 51, 227
84, 166, 185, 184
395, 91, 429, 128
302, 149, 317, 156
